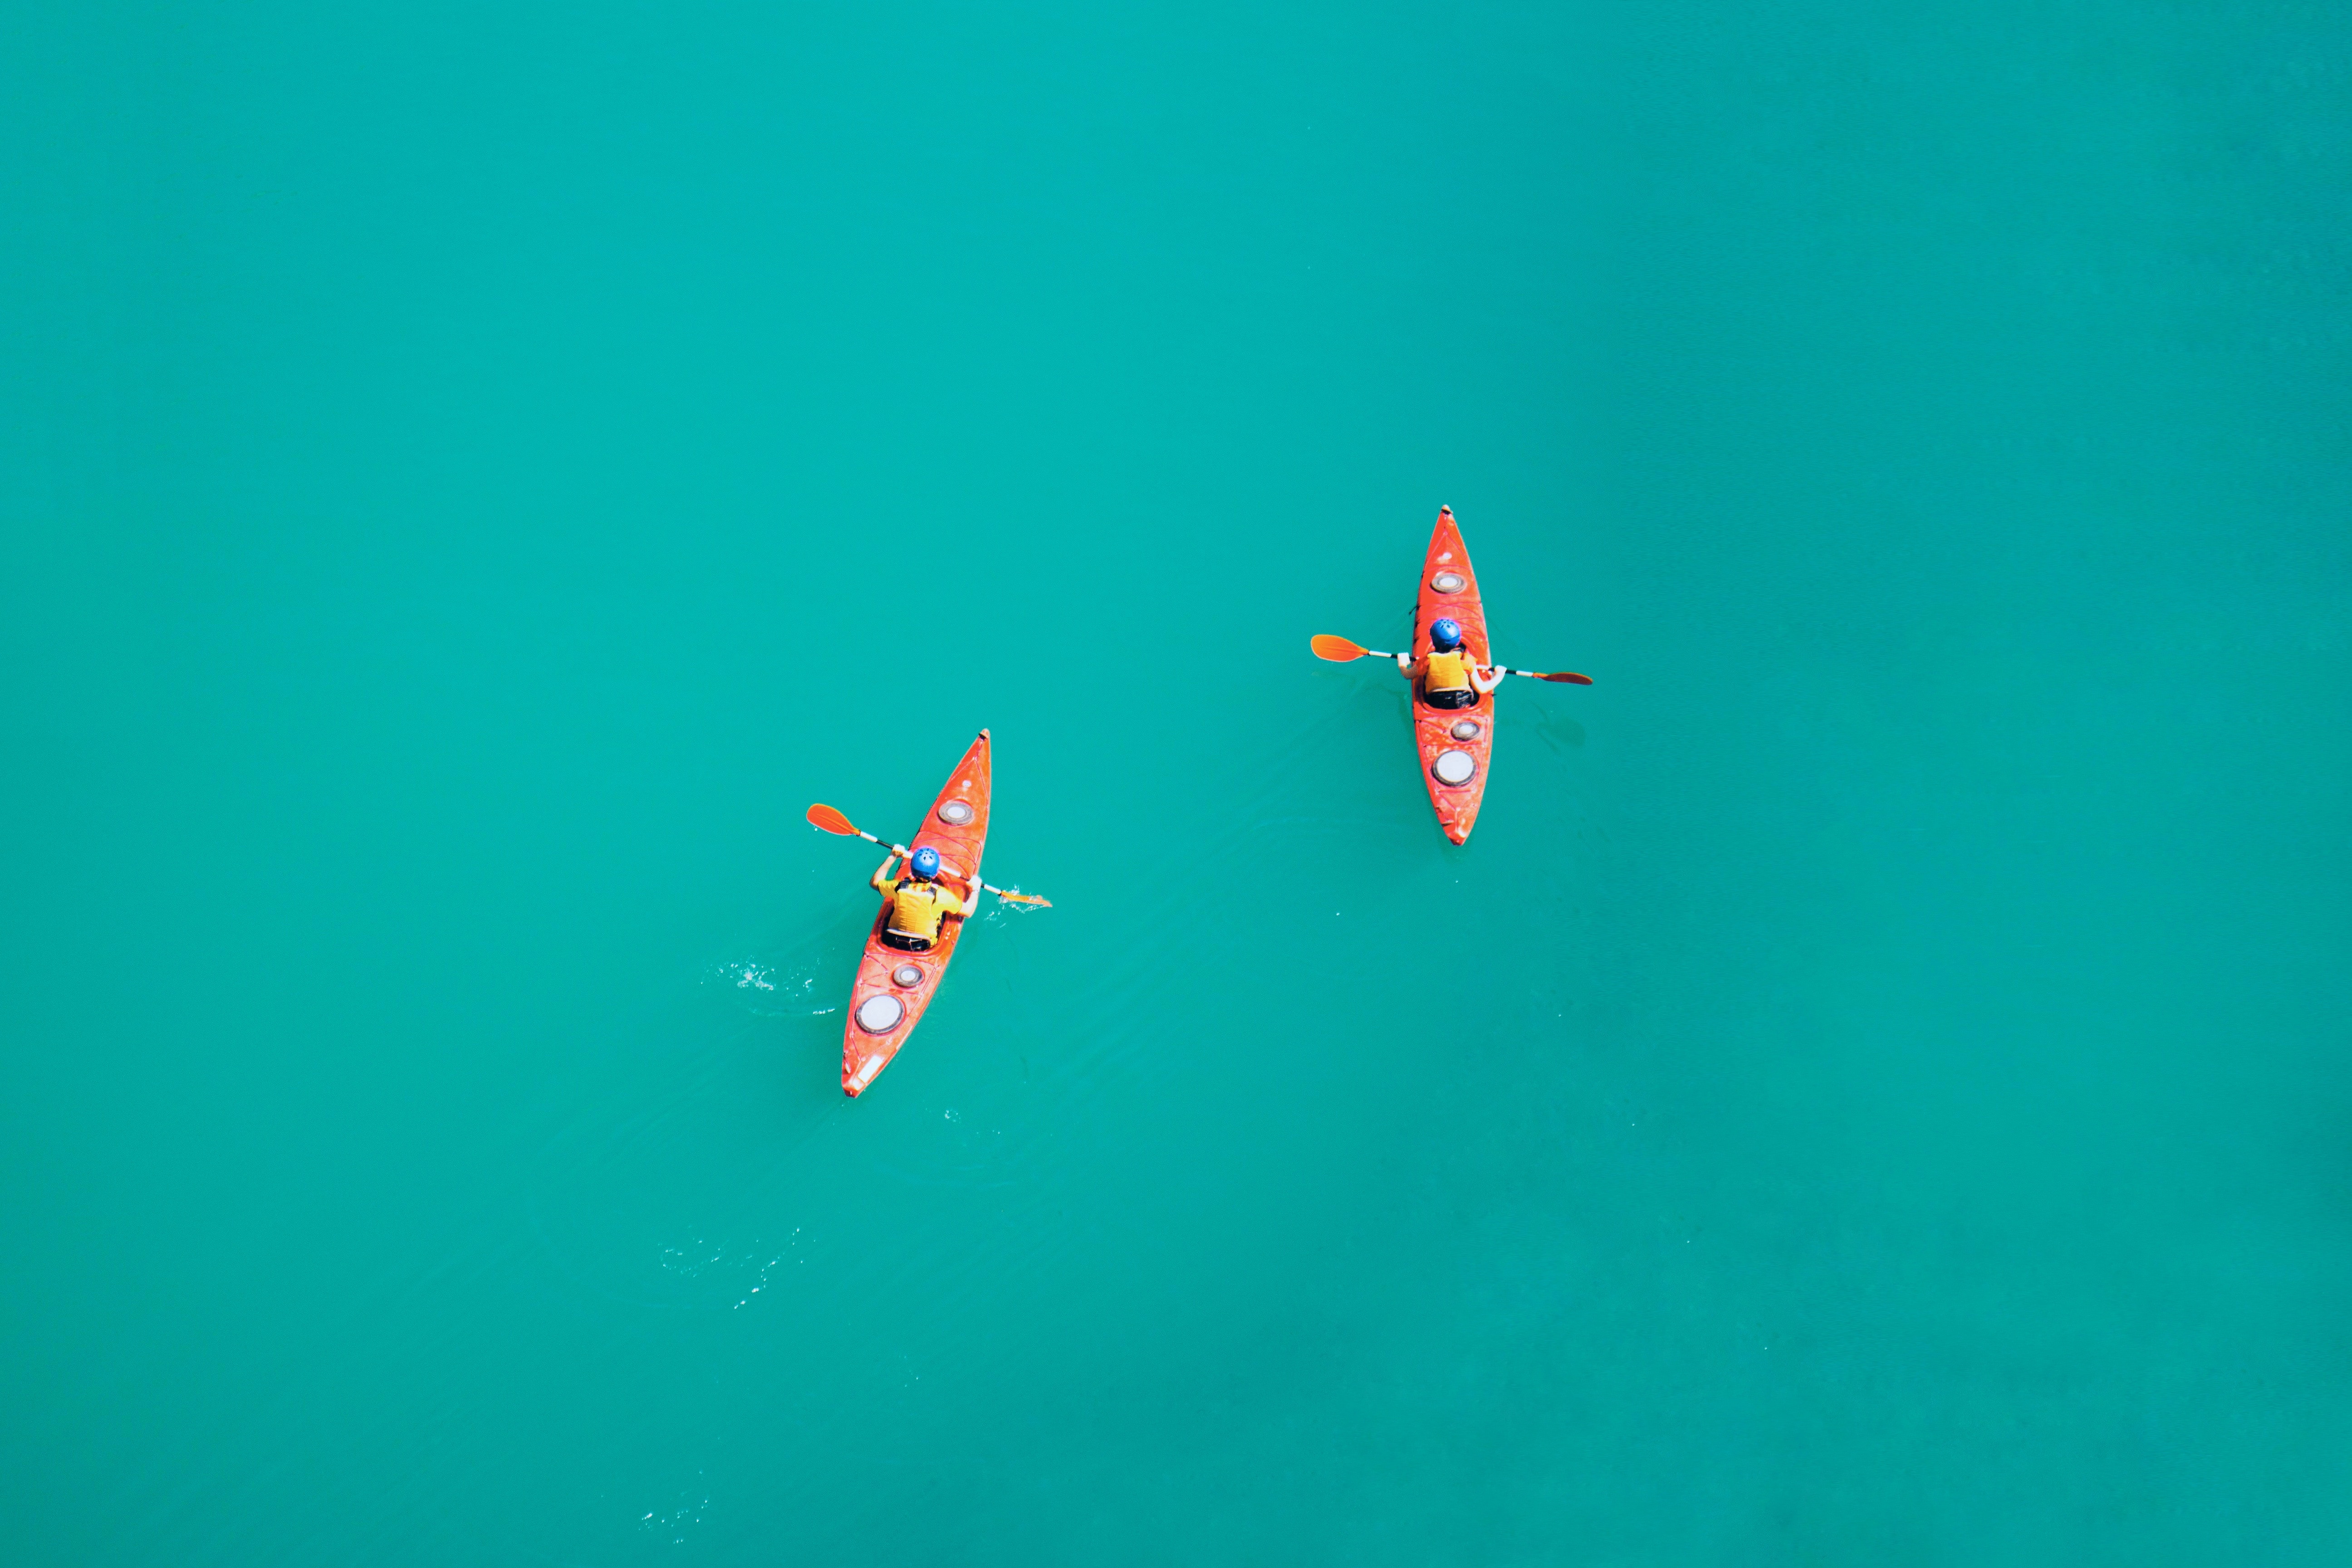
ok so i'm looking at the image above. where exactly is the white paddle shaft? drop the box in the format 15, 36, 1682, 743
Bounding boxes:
858, 828, 1032, 903
1368, 647, 1573, 681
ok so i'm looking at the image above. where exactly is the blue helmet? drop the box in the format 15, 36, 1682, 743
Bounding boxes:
910, 845, 942, 879
1430, 617, 1464, 651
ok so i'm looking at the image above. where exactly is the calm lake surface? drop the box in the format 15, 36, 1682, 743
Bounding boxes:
5, 2, 2349, 1562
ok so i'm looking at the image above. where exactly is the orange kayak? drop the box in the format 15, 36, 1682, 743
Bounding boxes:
841, 730, 991, 1097
1412, 506, 1492, 844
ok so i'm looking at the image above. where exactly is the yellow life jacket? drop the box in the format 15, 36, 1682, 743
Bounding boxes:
887, 879, 956, 941
1424, 647, 1472, 694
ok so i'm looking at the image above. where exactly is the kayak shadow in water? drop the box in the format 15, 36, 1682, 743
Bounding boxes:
1490, 691, 1584, 755
1531, 711, 1585, 754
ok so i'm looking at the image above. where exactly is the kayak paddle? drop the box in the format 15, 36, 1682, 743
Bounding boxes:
805, 804, 1053, 906
1309, 634, 1593, 685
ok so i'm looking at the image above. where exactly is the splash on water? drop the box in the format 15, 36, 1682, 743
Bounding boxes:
981, 891, 1045, 926
708, 958, 837, 1017
637, 1476, 710, 1546
657, 1230, 801, 1310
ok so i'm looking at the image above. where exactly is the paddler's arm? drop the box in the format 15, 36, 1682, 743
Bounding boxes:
1471, 663, 1504, 694
1394, 650, 1420, 679
955, 874, 983, 917
870, 853, 901, 893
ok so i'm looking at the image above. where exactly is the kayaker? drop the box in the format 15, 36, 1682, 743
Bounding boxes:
870, 844, 980, 953
1398, 617, 1501, 710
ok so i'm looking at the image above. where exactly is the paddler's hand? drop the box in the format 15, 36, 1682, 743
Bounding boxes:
1394, 651, 1413, 675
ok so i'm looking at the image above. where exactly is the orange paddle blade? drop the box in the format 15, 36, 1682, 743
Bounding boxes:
1310, 634, 1369, 662
805, 803, 857, 835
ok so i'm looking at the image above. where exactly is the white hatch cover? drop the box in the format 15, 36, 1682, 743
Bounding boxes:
937, 799, 975, 825
1431, 749, 1476, 787
1449, 718, 1481, 740
1430, 571, 1466, 593
855, 993, 906, 1034
890, 963, 924, 988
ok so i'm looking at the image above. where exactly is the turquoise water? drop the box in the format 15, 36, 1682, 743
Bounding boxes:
6, 1, 2350, 1561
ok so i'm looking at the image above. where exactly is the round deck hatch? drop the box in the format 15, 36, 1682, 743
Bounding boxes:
855, 994, 905, 1034
936, 799, 974, 826
1430, 571, 1466, 593
1449, 719, 1481, 741
890, 963, 924, 989
1431, 749, 1476, 787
